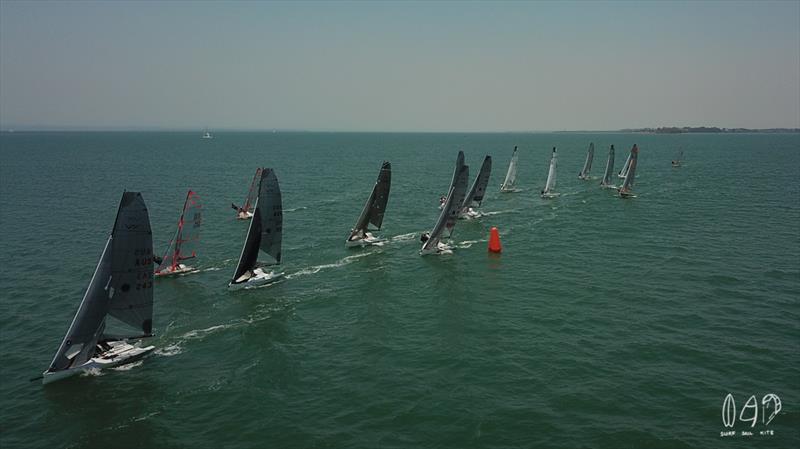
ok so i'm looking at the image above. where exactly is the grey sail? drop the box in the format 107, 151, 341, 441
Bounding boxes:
461, 156, 492, 212
445, 164, 469, 236
500, 146, 518, 191
600, 144, 616, 187
348, 161, 391, 240
47, 192, 152, 373
618, 149, 633, 178
230, 169, 282, 284
421, 186, 456, 253
578, 143, 594, 179
448, 151, 465, 193
619, 145, 639, 193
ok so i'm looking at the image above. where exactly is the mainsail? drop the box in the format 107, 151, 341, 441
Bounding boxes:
461, 155, 492, 212
155, 190, 202, 274
619, 144, 639, 195
422, 164, 469, 252
578, 143, 594, 179
348, 161, 391, 240
618, 149, 633, 178
600, 144, 616, 187
542, 148, 558, 195
500, 146, 518, 191
231, 169, 282, 284
47, 192, 153, 373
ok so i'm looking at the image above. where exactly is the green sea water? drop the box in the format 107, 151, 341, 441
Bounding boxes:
1, 132, 798, 448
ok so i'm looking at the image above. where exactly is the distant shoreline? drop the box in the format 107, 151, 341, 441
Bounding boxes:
2, 127, 799, 133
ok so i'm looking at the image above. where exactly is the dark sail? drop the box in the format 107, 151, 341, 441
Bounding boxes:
258, 168, 282, 264
349, 161, 392, 240
462, 155, 492, 211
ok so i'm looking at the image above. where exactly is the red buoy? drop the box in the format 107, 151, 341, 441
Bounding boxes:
488, 227, 502, 253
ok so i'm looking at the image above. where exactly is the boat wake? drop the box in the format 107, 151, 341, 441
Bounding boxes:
482, 209, 517, 217
203, 267, 222, 272
111, 360, 144, 371
155, 343, 183, 357
81, 367, 104, 378
285, 206, 307, 212
391, 232, 418, 243
457, 239, 488, 249
286, 252, 375, 280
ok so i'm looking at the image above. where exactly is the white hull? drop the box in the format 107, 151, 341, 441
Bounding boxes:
458, 208, 482, 220
419, 241, 453, 255
499, 187, 520, 193
540, 192, 560, 199
600, 184, 617, 189
236, 211, 254, 220
42, 341, 154, 385
578, 175, 590, 180
155, 263, 197, 277
345, 233, 386, 248
618, 190, 637, 198
229, 267, 284, 290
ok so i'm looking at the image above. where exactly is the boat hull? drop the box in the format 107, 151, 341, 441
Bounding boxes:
42, 341, 155, 385
419, 242, 453, 255
236, 211, 254, 220
228, 267, 284, 290
154, 263, 198, 277
540, 192, 560, 199
345, 234, 386, 248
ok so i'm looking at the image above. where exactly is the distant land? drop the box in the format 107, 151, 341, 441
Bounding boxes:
619, 126, 800, 134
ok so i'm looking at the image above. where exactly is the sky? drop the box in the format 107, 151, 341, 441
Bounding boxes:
0, 0, 798, 131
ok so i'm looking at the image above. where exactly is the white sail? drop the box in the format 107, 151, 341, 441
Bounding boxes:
618, 144, 639, 197
600, 145, 616, 188
618, 149, 632, 179
541, 147, 558, 197
421, 164, 469, 254
500, 146, 518, 192
578, 143, 594, 180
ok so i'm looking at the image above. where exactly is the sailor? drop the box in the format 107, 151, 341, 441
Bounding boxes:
420, 232, 430, 243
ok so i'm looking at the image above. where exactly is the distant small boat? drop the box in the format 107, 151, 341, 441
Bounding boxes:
42, 192, 155, 384
500, 146, 519, 192
346, 161, 391, 247
421, 159, 469, 255
540, 147, 559, 198
202, 128, 213, 139
618, 144, 639, 198
229, 168, 283, 289
155, 190, 202, 277
578, 142, 594, 180
599, 144, 616, 189
460, 155, 492, 219
618, 148, 633, 179
672, 149, 684, 167
232, 168, 263, 220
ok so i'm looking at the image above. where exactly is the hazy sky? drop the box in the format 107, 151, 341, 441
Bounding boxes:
1, 0, 798, 131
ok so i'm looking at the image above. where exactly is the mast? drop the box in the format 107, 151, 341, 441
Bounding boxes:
618, 149, 632, 178
619, 145, 639, 194
242, 168, 263, 213
156, 190, 201, 274
421, 163, 469, 252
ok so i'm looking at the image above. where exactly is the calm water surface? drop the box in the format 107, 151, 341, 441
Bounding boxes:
1, 132, 798, 448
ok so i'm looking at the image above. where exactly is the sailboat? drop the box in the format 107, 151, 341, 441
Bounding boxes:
460, 155, 492, 219
229, 168, 283, 289
672, 149, 684, 167
232, 168, 263, 220
421, 163, 469, 255
618, 148, 633, 179
618, 144, 639, 198
42, 192, 155, 384
346, 161, 391, 247
202, 128, 213, 139
599, 144, 617, 189
578, 143, 594, 180
439, 151, 465, 209
540, 147, 559, 199
155, 190, 202, 277
500, 146, 519, 192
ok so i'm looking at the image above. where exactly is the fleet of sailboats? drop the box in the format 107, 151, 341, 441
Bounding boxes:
540, 147, 559, 198
347, 161, 392, 247
42, 142, 655, 384
43, 192, 155, 384
229, 168, 283, 289
499, 146, 519, 192
155, 190, 202, 277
